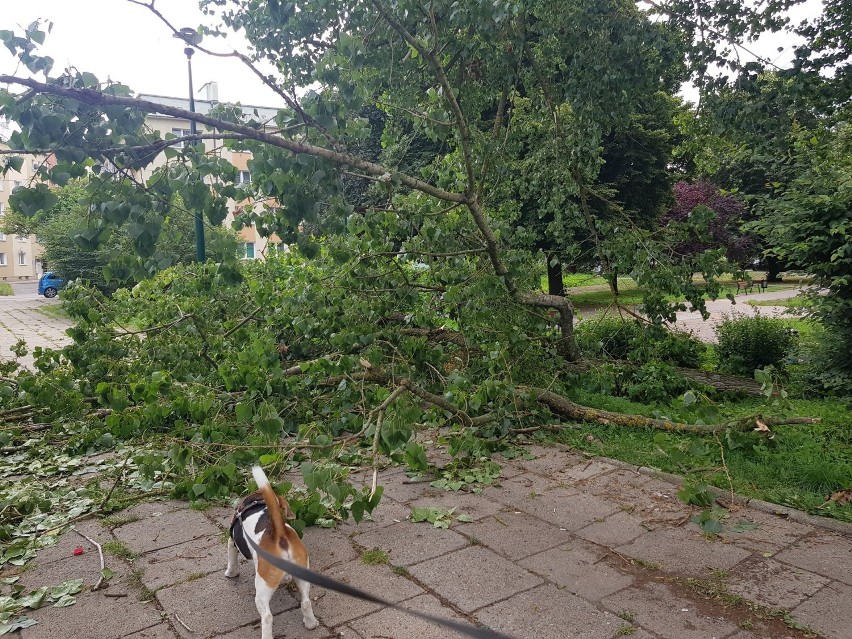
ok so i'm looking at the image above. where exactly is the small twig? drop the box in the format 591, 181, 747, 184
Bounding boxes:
223, 306, 262, 338
100, 451, 134, 511
103, 592, 128, 598
174, 612, 195, 633
74, 529, 107, 591
370, 385, 407, 498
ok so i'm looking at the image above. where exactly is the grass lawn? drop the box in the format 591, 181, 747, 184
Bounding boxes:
0, 282, 13, 296
748, 295, 813, 309
549, 389, 852, 522
547, 272, 801, 309
35, 303, 72, 321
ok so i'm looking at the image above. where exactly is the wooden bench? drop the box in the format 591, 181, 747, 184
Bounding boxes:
735, 279, 769, 294
735, 280, 753, 294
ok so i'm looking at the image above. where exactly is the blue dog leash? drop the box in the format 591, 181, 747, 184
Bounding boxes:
242, 533, 520, 639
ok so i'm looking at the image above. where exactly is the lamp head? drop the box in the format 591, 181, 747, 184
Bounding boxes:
174, 27, 202, 47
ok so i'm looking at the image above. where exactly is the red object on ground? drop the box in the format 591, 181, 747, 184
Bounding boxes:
73, 546, 84, 556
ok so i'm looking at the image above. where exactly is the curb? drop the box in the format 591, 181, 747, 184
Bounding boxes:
600, 456, 852, 537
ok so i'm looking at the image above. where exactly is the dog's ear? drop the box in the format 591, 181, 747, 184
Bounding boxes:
277, 495, 295, 520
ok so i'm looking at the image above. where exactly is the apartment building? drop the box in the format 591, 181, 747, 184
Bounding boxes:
139, 83, 284, 260
0, 142, 45, 281
0, 83, 282, 276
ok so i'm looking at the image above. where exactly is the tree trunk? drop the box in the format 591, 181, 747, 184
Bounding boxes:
765, 256, 783, 282
608, 268, 619, 296
546, 254, 564, 296
562, 359, 767, 396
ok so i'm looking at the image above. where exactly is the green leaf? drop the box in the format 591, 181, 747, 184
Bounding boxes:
0, 616, 38, 635
52, 595, 76, 608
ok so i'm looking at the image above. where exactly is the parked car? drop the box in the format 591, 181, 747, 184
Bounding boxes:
38, 272, 65, 298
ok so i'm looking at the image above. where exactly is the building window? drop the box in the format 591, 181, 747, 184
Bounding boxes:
16, 235, 28, 242
238, 170, 251, 184
0, 253, 6, 266
0, 232, 5, 241
171, 128, 192, 149
242, 242, 255, 259
18, 251, 26, 266
0, 202, 5, 213
13, 181, 22, 190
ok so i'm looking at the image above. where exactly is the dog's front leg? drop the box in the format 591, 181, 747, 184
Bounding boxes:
224, 538, 240, 578
254, 574, 276, 639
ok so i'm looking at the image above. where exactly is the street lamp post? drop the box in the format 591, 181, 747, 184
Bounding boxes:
176, 28, 205, 263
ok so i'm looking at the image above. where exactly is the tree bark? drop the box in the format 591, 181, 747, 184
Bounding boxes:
546, 254, 564, 297
562, 359, 767, 396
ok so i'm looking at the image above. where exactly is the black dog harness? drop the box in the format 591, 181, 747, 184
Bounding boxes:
229, 496, 267, 560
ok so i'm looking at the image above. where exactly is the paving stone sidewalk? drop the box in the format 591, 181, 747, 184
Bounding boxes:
0, 283, 72, 369
7, 445, 850, 639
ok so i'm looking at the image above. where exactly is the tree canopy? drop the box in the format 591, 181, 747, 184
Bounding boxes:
0, 0, 850, 515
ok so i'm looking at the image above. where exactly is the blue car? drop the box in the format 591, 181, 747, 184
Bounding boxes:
38, 272, 65, 298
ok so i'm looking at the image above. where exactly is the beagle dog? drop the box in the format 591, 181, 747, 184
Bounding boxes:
225, 467, 319, 639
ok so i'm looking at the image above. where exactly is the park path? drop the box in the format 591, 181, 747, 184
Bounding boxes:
573, 287, 806, 343
6, 446, 850, 639
0, 282, 72, 370
670, 287, 805, 342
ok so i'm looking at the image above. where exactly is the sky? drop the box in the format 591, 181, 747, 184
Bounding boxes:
0, 0, 825, 109
0, 0, 285, 107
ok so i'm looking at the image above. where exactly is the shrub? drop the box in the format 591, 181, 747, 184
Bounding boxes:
638, 330, 705, 369
576, 318, 643, 360
622, 362, 692, 403
715, 314, 795, 376
577, 318, 705, 368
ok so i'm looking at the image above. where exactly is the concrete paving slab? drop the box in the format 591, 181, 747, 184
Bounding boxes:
611, 478, 691, 528
407, 546, 543, 613
574, 510, 650, 547
202, 504, 238, 530
377, 472, 445, 503
775, 530, 852, 585
513, 488, 621, 531
726, 556, 830, 609
134, 535, 224, 591
715, 509, 812, 555
155, 569, 298, 638
304, 526, 359, 571
408, 489, 505, 522
346, 593, 472, 639
113, 507, 222, 554
352, 520, 469, 566
574, 467, 653, 497
515, 444, 585, 476
310, 560, 425, 627
13, 547, 131, 596
20, 591, 166, 639
616, 526, 752, 576
121, 624, 180, 639
519, 540, 634, 601
789, 581, 852, 639
27, 519, 113, 566
340, 496, 410, 530
215, 612, 334, 639
116, 500, 190, 520
553, 459, 619, 484
601, 581, 740, 639
455, 510, 570, 560
481, 472, 562, 509
475, 583, 620, 639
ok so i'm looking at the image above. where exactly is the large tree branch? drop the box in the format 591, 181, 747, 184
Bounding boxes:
369, 0, 476, 193
0, 76, 468, 205
125, 0, 334, 143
